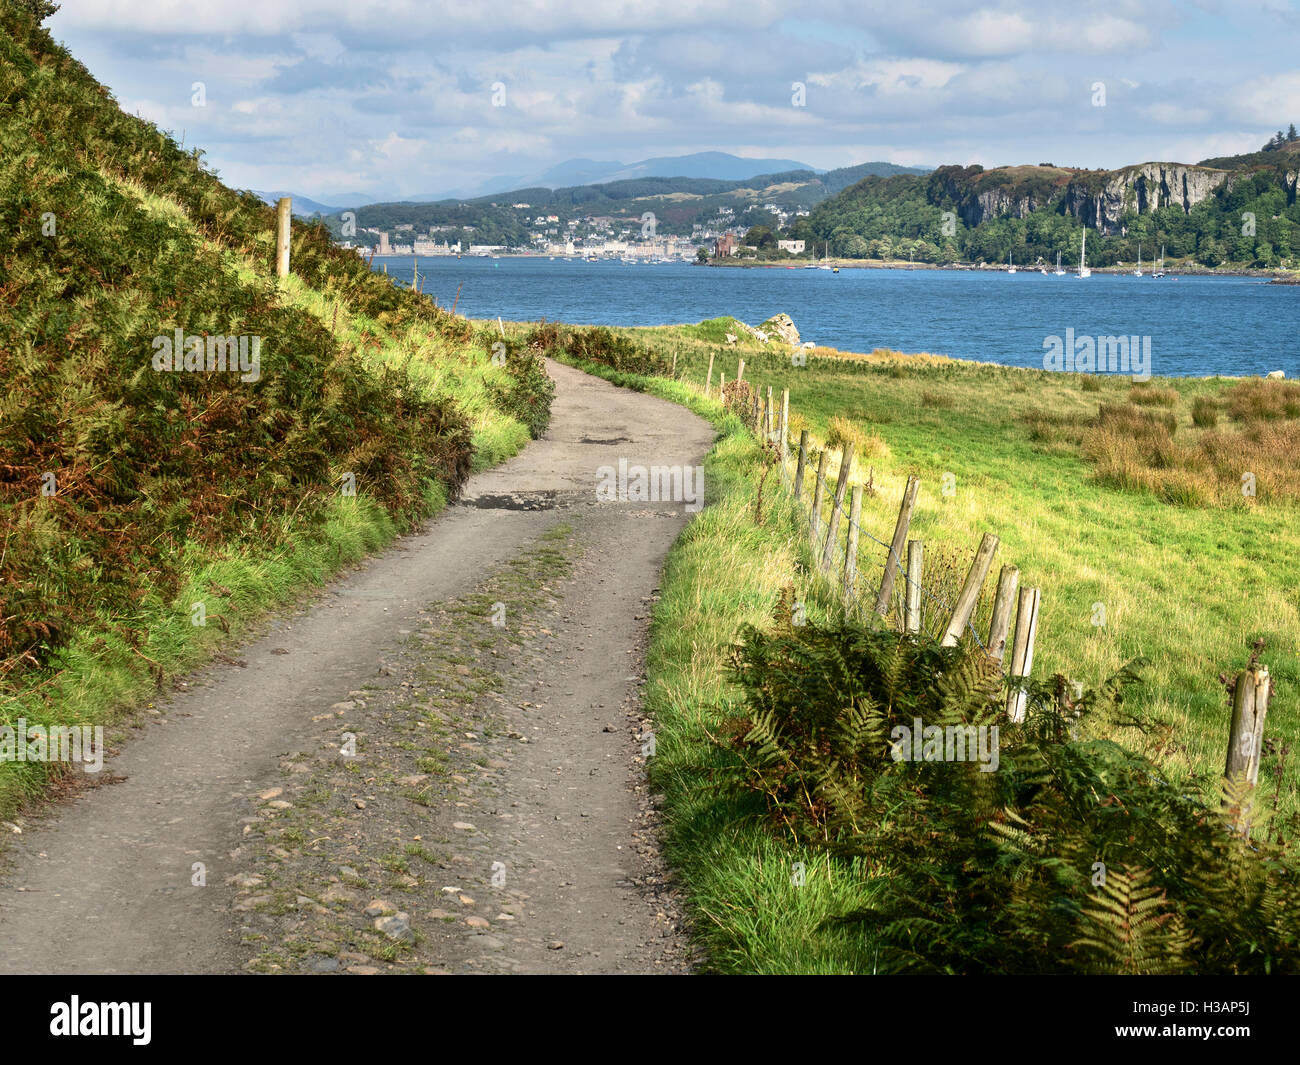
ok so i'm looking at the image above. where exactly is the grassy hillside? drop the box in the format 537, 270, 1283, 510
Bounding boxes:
0, 8, 553, 819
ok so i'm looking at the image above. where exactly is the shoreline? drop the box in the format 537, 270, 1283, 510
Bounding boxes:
363, 250, 1296, 280
697, 258, 1295, 280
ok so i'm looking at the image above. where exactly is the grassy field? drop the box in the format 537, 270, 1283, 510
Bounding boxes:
540, 325, 1300, 972
534, 320, 1300, 821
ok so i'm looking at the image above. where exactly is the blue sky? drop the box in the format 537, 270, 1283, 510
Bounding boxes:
47, 0, 1300, 202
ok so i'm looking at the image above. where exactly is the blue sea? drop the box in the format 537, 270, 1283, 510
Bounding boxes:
373, 256, 1298, 378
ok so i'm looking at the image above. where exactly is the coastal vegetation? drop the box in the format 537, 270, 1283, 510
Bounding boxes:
0, 7, 554, 819
536, 321, 1300, 973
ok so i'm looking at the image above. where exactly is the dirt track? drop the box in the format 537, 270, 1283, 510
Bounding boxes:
0, 359, 713, 974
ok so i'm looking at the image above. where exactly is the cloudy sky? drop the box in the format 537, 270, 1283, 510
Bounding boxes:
48, 0, 1300, 202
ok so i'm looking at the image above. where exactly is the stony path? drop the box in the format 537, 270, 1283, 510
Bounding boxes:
0, 359, 714, 974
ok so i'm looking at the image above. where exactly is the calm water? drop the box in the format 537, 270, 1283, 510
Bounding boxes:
375, 256, 1297, 378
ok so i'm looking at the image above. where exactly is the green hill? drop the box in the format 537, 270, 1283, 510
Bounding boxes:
799, 144, 1300, 268
319, 163, 929, 246
0, 5, 552, 816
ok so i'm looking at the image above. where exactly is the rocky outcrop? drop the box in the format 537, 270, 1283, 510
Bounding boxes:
929, 161, 1233, 235
758, 313, 800, 345
733, 314, 800, 345
1060, 164, 1230, 233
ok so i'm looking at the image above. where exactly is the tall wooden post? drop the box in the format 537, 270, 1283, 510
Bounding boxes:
736, 359, 745, 385
1224, 665, 1272, 836
987, 565, 1020, 663
780, 390, 790, 462
874, 475, 920, 617
809, 450, 829, 544
905, 540, 923, 635
706, 353, 714, 396
843, 485, 863, 599
275, 197, 292, 278
1005, 587, 1041, 723
820, 445, 854, 571
793, 430, 810, 499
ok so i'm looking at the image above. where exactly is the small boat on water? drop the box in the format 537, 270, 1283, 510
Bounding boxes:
1077, 230, 1091, 278
1007, 250, 1016, 274
1054, 251, 1065, 276
1133, 243, 1143, 277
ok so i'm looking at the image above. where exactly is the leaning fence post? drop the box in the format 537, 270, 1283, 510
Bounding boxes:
942, 533, 999, 647
793, 430, 810, 499
843, 485, 863, 599
1005, 587, 1041, 722
736, 359, 745, 385
809, 450, 829, 545
874, 475, 920, 617
1224, 664, 1272, 837
275, 197, 292, 278
820, 445, 855, 572
986, 565, 1020, 662
671, 350, 678, 377
766, 386, 774, 443
706, 353, 714, 396
905, 540, 923, 635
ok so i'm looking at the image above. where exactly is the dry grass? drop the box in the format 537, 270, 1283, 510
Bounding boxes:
1192, 396, 1220, 428
1227, 378, 1300, 422
826, 415, 891, 460
1129, 383, 1180, 407
1083, 382, 1300, 505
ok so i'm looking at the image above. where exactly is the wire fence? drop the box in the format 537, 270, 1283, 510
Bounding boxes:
728, 379, 1052, 722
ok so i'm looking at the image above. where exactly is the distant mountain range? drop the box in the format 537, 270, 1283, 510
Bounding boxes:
250, 190, 373, 217
255, 153, 929, 216
418, 152, 824, 200
311, 158, 933, 246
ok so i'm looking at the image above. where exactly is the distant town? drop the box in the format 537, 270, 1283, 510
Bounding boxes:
341, 200, 813, 259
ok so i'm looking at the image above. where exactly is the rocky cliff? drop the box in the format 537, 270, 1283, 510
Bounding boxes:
930, 161, 1234, 233
1060, 164, 1230, 232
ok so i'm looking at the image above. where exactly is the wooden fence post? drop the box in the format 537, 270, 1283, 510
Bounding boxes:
905, 540, 923, 635
941, 533, 999, 647
820, 445, 855, 571
780, 390, 789, 462
275, 197, 292, 278
986, 565, 1020, 663
706, 353, 714, 396
736, 359, 745, 385
671, 350, 678, 377
1224, 664, 1272, 836
1005, 587, 1041, 722
793, 430, 810, 499
843, 485, 863, 599
766, 386, 774, 443
809, 450, 829, 544
874, 475, 920, 617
